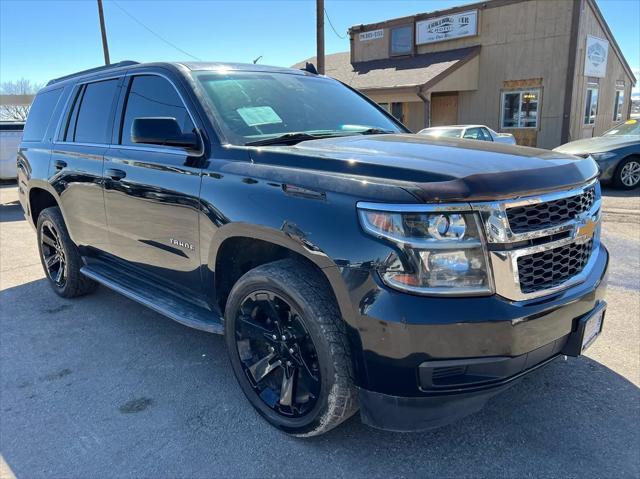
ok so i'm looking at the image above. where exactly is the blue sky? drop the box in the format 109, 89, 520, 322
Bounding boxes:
1, 0, 638, 93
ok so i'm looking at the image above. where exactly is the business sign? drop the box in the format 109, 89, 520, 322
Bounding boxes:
416, 10, 478, 45
584, 35, 609, 78
359, 29, 384, 42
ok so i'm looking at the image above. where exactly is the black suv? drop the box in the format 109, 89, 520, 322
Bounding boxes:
18, 61, 608, 436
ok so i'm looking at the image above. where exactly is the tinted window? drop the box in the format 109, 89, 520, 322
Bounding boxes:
121, 75, 194, 146
71, 79, 119, 144
22, 88, 63, 142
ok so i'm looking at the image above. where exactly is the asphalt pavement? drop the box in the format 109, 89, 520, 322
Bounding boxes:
1, 183, 639, 478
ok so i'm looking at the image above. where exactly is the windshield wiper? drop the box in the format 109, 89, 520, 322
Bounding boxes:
352, 127, 396, 135
245, 132, 336, 146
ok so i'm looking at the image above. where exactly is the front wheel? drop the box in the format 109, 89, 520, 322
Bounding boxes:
613, 156, 640, 189
224, 259, 358, 437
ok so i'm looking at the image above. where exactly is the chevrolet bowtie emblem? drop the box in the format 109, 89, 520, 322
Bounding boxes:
575, 218, 597, 243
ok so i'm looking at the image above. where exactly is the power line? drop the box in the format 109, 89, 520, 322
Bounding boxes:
325, 7, 345, 39
109, 0, 202, 61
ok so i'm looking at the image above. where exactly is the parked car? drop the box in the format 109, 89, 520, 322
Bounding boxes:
418, 124, 517, 144
554, 119, 640, 189
19, 61, 607, 437
0, 121, 24, 180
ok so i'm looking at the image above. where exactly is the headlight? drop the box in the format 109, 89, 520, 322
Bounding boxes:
357, 204, 494, 295
590, 152, 616, 161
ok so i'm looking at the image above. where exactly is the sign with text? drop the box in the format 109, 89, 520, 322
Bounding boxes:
416, 10, 478, 45
359, 29, 384, 42
584, 35, 609, 78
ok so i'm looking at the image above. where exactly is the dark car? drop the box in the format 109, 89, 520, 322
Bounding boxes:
18, 61, 608, 436
554, 120, 640, 189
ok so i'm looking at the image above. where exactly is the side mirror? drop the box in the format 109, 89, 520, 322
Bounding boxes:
131, 117, 200, 150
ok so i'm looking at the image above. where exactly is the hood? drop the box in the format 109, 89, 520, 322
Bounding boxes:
554, 135, 640, 155
249, 134, 599, 202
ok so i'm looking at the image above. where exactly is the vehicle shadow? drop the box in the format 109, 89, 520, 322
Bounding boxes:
602, 185, 640, 198
1, 278, 639, 478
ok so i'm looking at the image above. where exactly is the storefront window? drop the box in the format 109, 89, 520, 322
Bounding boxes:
391, 25, 413, 56
378, 102, 390, 112
391, 102, 404, 123
613, 89, 625, 122
501, 89, 540, 129
584, 83, 599, 125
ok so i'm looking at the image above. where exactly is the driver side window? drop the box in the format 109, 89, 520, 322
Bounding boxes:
120, 75, 194, 146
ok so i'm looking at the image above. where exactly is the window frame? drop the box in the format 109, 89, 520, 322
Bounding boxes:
389, 24, 413, 57
612, 87, 625, 122
583, 82, 599, 126
499, 88, 541, 130
117, 72, 204, 156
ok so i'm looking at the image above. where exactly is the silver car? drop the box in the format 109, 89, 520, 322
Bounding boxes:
418, 125, 517, 145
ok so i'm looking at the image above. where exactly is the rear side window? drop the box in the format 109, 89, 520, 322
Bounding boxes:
120, 75, 194, 146
63, 79, 119, 144
22, 88, 63, 142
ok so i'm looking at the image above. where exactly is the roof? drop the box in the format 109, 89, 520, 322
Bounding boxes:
44, 61, 311, 89
293, 46, 480, 91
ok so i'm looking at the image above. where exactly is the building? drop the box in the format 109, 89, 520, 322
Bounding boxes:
295, 0, 636, 149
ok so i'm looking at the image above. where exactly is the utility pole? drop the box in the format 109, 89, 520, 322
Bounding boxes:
97, 0, 111, 65
316, 0, 325, 74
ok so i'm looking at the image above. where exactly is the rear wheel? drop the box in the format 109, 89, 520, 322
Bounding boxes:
37, 207, 97, 298
224, 259, 358, 436
613, 156, 640, 189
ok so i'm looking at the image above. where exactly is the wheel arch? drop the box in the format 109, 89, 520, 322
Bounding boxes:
28, 183, 60, 227
208, 224, 355, 326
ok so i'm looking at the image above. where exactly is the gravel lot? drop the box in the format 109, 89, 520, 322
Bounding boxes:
1, 182, 639, 478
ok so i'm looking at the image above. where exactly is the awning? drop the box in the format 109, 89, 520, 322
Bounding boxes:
293, 46, 480, 94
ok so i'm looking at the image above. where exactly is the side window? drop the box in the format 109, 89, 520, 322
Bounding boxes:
120, 75, 194, 146
480, 128, 493, 141
22, 87, 63, 142
463, 127, 481, 140
74, 79, 119, 143
62, 79, 119, 144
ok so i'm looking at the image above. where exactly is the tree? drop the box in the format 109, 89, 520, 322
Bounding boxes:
0, 78, 43, 121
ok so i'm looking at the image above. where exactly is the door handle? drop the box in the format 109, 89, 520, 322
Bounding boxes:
54, 160, 67, 170
105, 168, 126, 181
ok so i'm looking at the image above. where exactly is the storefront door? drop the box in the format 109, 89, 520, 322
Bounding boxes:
431, 92, 458, 126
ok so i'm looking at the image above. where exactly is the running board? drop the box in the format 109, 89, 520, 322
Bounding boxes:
80, 263, 223, 334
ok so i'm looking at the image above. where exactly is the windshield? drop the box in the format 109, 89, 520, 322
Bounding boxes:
422, 128, 463, 138
604, 119, 640, 136
194, 71, 403, 145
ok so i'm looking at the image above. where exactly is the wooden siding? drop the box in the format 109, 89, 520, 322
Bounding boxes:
568, 0, 635, 141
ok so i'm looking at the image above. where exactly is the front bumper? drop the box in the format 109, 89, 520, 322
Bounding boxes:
345, 243, 609, 432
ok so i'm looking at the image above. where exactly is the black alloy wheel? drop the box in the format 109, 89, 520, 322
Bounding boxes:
40, 219, 67, 287
224, 259, 358, 436
234, 290, 321, 417
36, 206, 97, 298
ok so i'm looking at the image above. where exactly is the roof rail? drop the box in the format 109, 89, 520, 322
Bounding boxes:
46, 60, 140, 86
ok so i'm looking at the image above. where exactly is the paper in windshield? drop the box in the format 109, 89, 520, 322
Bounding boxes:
237, 106, 283, 127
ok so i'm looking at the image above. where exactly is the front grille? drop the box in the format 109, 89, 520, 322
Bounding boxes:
506, 187, 596, 233
517, 239, 593, 294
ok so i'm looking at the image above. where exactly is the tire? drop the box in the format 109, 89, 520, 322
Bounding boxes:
224, 258, 358, 437
36, 207, 97, 298
613, 156, 640, 190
